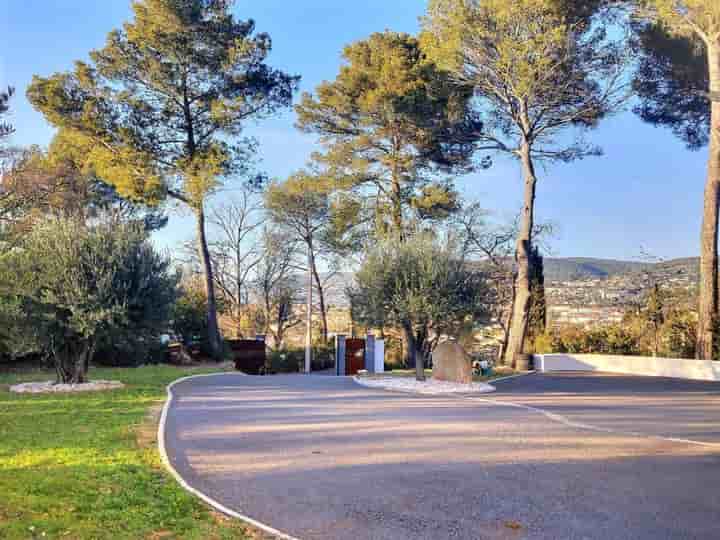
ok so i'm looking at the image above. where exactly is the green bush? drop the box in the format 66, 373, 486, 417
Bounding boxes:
266, 344, 336, 374
0, 218, 178, 382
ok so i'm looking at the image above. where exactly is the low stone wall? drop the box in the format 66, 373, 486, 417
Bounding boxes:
534, 353, 720, 382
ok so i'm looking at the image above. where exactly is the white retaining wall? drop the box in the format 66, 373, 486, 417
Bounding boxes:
534, 353, 720, 382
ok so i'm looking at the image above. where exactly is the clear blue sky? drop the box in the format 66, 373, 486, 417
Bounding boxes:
0, 1, 708, 261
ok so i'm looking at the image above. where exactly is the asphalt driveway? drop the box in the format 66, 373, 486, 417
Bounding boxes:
163, 373, 720, 540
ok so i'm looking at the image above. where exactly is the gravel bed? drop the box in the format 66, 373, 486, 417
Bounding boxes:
10, 380, 125, 394
354, 376, 495, 395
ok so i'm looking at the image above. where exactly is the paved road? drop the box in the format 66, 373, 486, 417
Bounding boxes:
164, 373, 720, 540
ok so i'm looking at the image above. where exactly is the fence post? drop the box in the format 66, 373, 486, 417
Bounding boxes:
335, 335, 346, 376
365, 334, 375, 374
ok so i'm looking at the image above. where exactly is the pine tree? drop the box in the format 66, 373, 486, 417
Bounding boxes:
27, 0, 298, 359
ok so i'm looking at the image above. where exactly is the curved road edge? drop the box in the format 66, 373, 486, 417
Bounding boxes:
157, 372, 302, 540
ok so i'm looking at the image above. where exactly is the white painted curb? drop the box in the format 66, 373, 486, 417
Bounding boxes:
158, 372, 301, 540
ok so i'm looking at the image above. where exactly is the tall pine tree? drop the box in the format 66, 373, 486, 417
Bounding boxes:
28, 0, 298, 358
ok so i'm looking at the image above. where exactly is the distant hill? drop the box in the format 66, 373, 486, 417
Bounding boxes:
544, 257, 699, 282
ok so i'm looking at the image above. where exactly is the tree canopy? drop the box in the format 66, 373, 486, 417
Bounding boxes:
295, 31, 480, 237
0, 218, 177, 382
350, 233, 491, 380
421, 0, 628, 365
632, 2, 715, 149
27, 0, 299, 358
632, 0, 720, 359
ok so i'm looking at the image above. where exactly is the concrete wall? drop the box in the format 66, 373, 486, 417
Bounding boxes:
534, 353, 720, 382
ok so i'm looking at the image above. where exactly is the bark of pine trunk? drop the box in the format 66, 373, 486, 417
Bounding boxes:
697, 43, 720, 360
196, 206, 223, 360
498, 277, 516, 365
305, 247, 313, 373
309, 250, 329, 344
391, 173, 403, 237
504, 142, 537, 366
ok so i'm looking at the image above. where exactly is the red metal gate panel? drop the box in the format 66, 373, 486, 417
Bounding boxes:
345, 338, 365, 376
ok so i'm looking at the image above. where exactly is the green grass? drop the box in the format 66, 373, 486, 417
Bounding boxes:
0, 365, 250, 540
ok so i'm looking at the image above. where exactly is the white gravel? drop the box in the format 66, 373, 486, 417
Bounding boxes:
10, 380, 125, 394
354, 376, 496, 395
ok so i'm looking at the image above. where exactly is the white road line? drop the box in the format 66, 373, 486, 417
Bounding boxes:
467, 394, 720, 449
485, 371, 537, 384
158, 372, 302, 540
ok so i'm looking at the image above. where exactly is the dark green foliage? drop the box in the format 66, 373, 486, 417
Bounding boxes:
266, 344, 335, 374
171, 283, 211, 351
0, 218, 178, 382
633, 22, 710, 149
295, 31, 479, 236
350, 233, 491, 379
0, 86, 13, 142
526, 247, 547, 347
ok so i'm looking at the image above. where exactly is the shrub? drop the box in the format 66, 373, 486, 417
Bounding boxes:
0, 218, 178, 382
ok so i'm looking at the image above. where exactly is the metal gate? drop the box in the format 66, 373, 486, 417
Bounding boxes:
345, 338, 366, 376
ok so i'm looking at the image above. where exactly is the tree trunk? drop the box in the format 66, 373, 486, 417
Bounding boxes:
53, 340, 91, 384
404, 325, 425, 381
504, 142, 538, 366
391, 170, 403, 237
402, 326, 413, 367
310, 252, 329, 344
697, 43, 720, 361
196, 206, 223, 360
305, 246, 313, 373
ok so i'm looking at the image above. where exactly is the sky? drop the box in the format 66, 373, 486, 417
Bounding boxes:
0, 0, 709, 261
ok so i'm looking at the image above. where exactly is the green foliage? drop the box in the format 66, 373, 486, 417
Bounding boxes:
0, 218, 178, 382
526, 247, 547, 346
0, 365, 248, 540
27, 0, 298, 208
632, 7, 712, 149
422, 0, 628, 163
171, 281, 210, 349
295, 31, 479, 236
0, 86, 13, 143
266, 344, 335, 374
536, 288, 700, 358
350, 233, 491, 357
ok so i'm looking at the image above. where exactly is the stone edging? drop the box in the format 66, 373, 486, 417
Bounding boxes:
353, 375, 497, 395
158, 372, 301, 540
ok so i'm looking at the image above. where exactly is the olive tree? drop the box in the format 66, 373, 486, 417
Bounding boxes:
0, 218, 177, 383
349, 233, 491, 381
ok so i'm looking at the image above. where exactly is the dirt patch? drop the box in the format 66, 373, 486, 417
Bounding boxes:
136, 403, 164, 449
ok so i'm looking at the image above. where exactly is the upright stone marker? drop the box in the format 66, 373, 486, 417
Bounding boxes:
432, 341, 473, 384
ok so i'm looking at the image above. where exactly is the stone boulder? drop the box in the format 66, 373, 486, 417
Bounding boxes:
432, 341, 473, 384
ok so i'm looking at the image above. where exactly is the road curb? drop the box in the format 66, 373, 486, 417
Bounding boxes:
158, 372, 301, 540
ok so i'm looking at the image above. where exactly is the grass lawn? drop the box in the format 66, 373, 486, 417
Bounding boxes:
0, 364, 251, 540
380, 366, 517, 382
